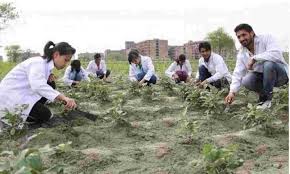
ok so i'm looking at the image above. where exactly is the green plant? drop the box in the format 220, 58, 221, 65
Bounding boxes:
141, 86, 158, 102
128, 81, 141, 96
66, 88, 81, 100
78, 80, 111, 103
184, 86, 204, 108
240, 103, 273, 128
95, 85, 110, 103
109, 93, 131, 127
202, 144, 242, 174
273, 85, 288, 109
0, 142, 72, 174
179, 106, 199, 138
1, 104, 28, 137
160, 77, 174, 94
179, 84, 192, 100
199, 88, 225, 117
114, 75, 129, 90
113, 93, 127, 107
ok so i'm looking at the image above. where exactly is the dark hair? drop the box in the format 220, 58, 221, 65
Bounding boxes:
128, 49, 139, 64
94, 53, 101, 60
42, 41, 76, 62
176, 54, 186, 64
234, 23, 254, 33
198, 42, 211, 52
71, 59, 81, 73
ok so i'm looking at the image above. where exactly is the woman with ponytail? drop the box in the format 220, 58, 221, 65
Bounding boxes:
0, 41, 77, 126
63, 59, 90, 86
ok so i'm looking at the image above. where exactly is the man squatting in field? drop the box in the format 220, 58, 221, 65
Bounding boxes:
195, 41, 232, 89
128, 49, 157, 86
225, 23, 288, 110
86, 53, 111, 82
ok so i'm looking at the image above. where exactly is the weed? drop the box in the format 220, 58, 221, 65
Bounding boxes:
202, 144, 242, 174
1, 104, 28, 137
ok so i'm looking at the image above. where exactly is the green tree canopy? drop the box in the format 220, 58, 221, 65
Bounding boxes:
0, 2, 18, 30
5, 45, 22, 62
205, 27, 236, 58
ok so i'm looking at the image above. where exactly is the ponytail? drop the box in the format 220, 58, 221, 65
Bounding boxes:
42, 41, 76, 62
42, 41, 55, 62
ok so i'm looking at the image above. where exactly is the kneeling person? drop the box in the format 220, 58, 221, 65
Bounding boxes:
0, 41, 77, 125
86, 53, 111, 82
165, 54, 192, 83
63, 59, 90, 86
128, 50, 157, 86
195, 41, 232, 89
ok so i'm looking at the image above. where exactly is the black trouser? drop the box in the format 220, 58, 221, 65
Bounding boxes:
97, 69, 111, 79
199, 65, 228, 89
27, 81, 56, 123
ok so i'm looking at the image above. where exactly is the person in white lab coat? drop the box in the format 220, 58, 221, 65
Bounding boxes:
225, 24, 288, 109
195, 41, 232, 89
165, 54, 192, 83
63, 59, 90, 86
86, 53, 111, 82
0, 41, 77, 125
128, 49, 157, 86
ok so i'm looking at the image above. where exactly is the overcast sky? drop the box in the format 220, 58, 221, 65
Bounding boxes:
0, 0, 289, 60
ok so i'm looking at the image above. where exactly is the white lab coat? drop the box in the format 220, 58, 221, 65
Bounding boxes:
63, 66, 90, 86
165, 60, 192, 78
230, 34, 289, 93
195, 52, 232, 83
0, 57, 60, 122
129, 55, 156, 81
86, 60, 107, 77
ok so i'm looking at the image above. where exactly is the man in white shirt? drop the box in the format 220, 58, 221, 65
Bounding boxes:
128, 49, 157, 86
225, 24, 288, 109
195, 42, 232, 89
165, 54, 192, 83
86, 53, 111, 82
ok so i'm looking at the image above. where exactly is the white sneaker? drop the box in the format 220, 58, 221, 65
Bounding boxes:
257, 100, 272, 110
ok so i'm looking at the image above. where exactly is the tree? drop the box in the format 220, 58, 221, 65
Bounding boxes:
5, 45, 22, 62
205, 27, 236, 59
21, 49, 41, 61
0, 2, 18, 30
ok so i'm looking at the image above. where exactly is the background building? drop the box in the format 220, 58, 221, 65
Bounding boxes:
134, 39, 168, 60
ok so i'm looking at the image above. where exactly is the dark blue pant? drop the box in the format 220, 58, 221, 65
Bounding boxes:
198, 65, 227, 89
136, 72, 157, 85
242, 61, 288, 101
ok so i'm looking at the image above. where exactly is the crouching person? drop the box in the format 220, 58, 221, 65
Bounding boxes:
128, 50, 157, 86
225, 24, 288, 109
63, 59, 90, 86
165, 54, 192, 83
86, 53, 111, 82
195, 41, 232, 89
0, 41, 77, 125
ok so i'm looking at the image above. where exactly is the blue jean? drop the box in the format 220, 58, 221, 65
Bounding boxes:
69, 70, 83, 81
198, 65, 228, 89
136, 72, 157, 85
241, 61, 288, 101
